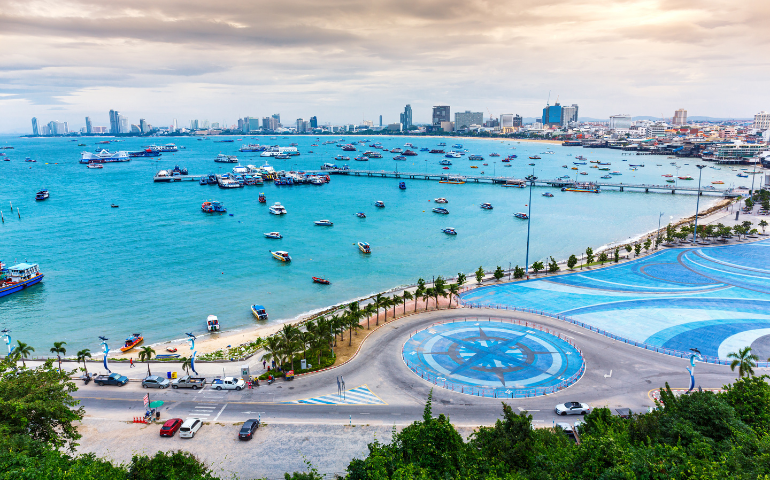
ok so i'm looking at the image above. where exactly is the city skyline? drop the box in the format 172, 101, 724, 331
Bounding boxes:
1, 0, 768, 133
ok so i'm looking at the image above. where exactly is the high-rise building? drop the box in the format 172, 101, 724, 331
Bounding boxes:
500, 114, 514, 128
47, 120, 67, 135
139, 118, 149, 134
753, 111, 769, 130
296, 118, 306, 133
191, 119, 199, 130
272, 114, 281, 128
131, 124, 141, 133
172, 119, 178, 132
432, 105, 450, 126
673, 108, 687, 125
379, 115, 382, 127
560, 104, 579, 126
454, 110, 483, 129
309, 116, 318, 129
109, 109, 120, 134
211, 122, 220, 129
400, 104, 413, 129
118, 115, 129, 134
248, 118, 260, 132
609, 114, 632, 129
542, 103, 562, 126
85, 116, 93, 134
31, 117, 39, 136
513, 115, 522, 127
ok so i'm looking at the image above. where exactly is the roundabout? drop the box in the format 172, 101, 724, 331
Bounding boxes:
402, 318, 585, 398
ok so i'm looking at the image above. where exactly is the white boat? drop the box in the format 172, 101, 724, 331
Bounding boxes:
270, 250, 291, 262
269, 202, 287, 215
86, 162, 103, 169
79, 150, 130, 164
214, 154, 238, 163
314, 220, 333, 226
264, 232, 282, 239
149, 143, 178, 152
232, 165, 249, 174
434, 198, 448, 204
206, 315, 220, 332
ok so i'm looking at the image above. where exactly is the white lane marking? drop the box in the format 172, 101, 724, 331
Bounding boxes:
212, 403, 228, 422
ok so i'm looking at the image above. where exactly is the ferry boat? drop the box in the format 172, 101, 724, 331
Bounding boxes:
468, 155, 484, 161
439, 159, 452, 165
214, 154, 238, 163
529, 156, 541, 160
403, 150, 418, 156
270, 250, 291, 262
35, 190, 49, 201
259, 193, 266, 203
434, 198, 448, 203
480, 203, 493, 210
206, 315, 220, 332
251, 304, 268, 321
358, 242, 371, 254
233, 165, 249, 175
542, 192, 554, 197
374, 201, 385, 208
87, 162, 103, 169
399, 182, 406, 190
0, 262, 44, 298
120, 333, 143, 352
201, 201, 226, 213
240, 144, 267, 152
441, 228, 457, 235
149, 143, 178, 152
314, 220, 334, 226
432, 207, 449, 214
312, 277, 331, 285
514, 212, 529, 219
269, 202, 287, 215
79, 150, 130, 163
356, 212, 366, 218
393, 155, 406, 161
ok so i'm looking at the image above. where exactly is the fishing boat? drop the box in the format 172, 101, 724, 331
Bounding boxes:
358, 242, 371, 254
598, 167, 610, 171
258, 193, 266, 203
514, 212, 529, 219
432, 207, 449, 214
120, 333, 143, 352
314, 220, 334, 226
678, 176, 694, 180
206, 315, 220, 332
542, 192, 554, 197
712, 181, 724, 184
312, 277, 331, 285
629, 164, 644, 167
442, 167, 449, 170
480, 203, 493, 210
269, 202, 287, 215
264, 232, 282, 239
438, 142, 446, 146
0, 262, 44, 298
441, 228, 457, 235
435, 198, 448, 203
35, 190, 49, 201
374, 201, 385, 208
529, 156, 541, 160
270, 250, 291, 262
356, 212, 366, 218
251, 304, 268, 321
201, 201, 226, 213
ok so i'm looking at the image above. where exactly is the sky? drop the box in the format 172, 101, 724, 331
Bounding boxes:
0, 0, 767, 133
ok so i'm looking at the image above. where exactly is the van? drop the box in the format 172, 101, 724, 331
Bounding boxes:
179, 418, 202, 438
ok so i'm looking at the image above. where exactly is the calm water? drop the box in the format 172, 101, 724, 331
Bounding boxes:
0, 135, 728, 352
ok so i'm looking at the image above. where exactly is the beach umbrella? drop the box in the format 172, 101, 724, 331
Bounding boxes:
149, 400, 164, 409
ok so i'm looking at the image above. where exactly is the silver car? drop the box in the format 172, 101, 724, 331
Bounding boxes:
554, 401, 590, 415
179, 418, 202, 438
142, 375, 170, 389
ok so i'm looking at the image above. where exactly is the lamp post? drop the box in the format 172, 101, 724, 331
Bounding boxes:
657, 212, 664, 249
524, 171, 537, 279
693, 165, 707, 243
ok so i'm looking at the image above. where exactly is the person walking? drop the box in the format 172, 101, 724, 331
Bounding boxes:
130, 357, 135, 368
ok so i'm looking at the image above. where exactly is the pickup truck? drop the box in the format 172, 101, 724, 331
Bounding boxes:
95, 373, 128, 386
211, 377, 245, 391
171, 375, 207, 390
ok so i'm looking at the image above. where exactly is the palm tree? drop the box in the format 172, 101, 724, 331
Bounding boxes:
422, 287, 434, 311
374, 294, 384, 326
447, 283, 460, 308
50, 341, 67, 371
414, 285, 425, 313
279, 324, 301, 371
15, 341, 34, 367
402, 290, 413, 315
434, 277, 446, 309
181, 356, 191, 375
138, 346, 156, 376
391, 295, 401, 319
347, 315, 363, 345
347, 301, 361, 329
363, 303, 376, 330
380, 297, 392, 322
262, 336, 282, 370
76, 349, 92, 377
728, 346, 758, 378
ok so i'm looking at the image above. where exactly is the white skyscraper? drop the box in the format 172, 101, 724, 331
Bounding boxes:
753, 111, 770, 130
609, 115, 633, 129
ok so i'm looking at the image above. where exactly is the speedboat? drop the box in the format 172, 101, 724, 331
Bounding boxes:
314, 220, 334, 226
514, 212, 529, 219
542, 192, 554, 197
251, 304, 268, 320
480, 203, 493, 209
445, 152, 461, 158
441, 228, 457, 235
434, 198, 448, 203
264, 232, 282, 239
432, 207, 449, 214
356, 212, 366, 218
24, 158, 36, 162
206, 315, 220, 332
120, 333, 143, 352
358, 242, 371, 254
312, 277, 331, 285
442, 167, 449, 170
439, 159, 452, 165
529, 156, 541, 160
470, 165, 478, 169
35, 190, 49, 201
258, 193, 266, 203
399, 182, 406, 190
270, 250, 291, 262
712, 181, 724, 184
374, 201, 385, 208
468, 155, 484, 161
269, 202, 287, 215
201, 201, 226, 213
393, 155, 406, 161
611, 171, 622, 175
489, 153, 500, 157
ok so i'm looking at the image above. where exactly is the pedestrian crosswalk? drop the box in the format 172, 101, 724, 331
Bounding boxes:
283, 385, 386, 405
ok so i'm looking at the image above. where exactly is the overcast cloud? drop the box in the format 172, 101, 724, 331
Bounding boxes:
0, 0, 767, 132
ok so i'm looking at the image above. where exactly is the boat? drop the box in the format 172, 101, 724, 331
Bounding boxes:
480, 203, 493, 210
666, 179, 675, 183
429, 149, 445, 154
390, 148, 403, 154
737, 173, 749, 178
438, 142, 446, 146
529, 156, 541, 160
201, 201, 226, 213
528, 163, 535, 166
334, 155, 351, 161
445, 152, 461, 158
0, 262, 44, 298
149, 143, 178, 153
374, 201, 385, 208
562, 165, 568, 168
442, 167, 449, 170
25, 157, 36, 162
364, 151, 383, 158
356, 212, 366, 218
420, 148, 429, 152
561, 186, 600, 193
111, 204, 119, 208
393, 155, 407, 161
251, 304, 268, 321
341, 145, 356, 151
258, 193, 266, 203
502, 180, 525, 188
270, 250, 291, 262
598, 167, 610, 171
403, 150, 417, 156
611, 171, 622, 175
483, 163, 488, 166
399, 182, 406, 190
264, 232, 282, 239
571, 167, 578, 170
542, 192, 554, 197
678, 176, 694, 180
712, 181, 724, 184
269, 202, 287, 215
580, 172, 588, 175
514, 212, 529, 219
35, 190, 49, 201
166, 347, 177, 353
489, 153, 500, 157
314, 220, 334, 226
629, 164, 644, 167
441, 228, 457, 235
501, 159, 510, 163
214, 154, 239, 163
206, 315, 220, 332
470, 165, 478, 169
312, 277, 331, 285
439, 159, 452, 165
120, 333, 143, 352
432, 207, 449, 214
358, 242, 371, 254
129, 148, 161, 158
573, 162, 586, 165
452, 144, 462, 149
601, 175, 612, 179
354, 156, 369, 161
662, 174, 673, 177
439, 178, 465, 184
79, 149, 130, 164
434, 198, 448, 203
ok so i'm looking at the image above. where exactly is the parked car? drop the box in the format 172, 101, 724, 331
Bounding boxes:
94, 373, 128, 386
179, 418, 203, 438
142, 375, 170, 389
160, 418, 183, 437
238, 419, 260, 440
211, 377, 245, 391
554, 401, 590, 415
556, 422, 578, 443
171, 375, 206, 390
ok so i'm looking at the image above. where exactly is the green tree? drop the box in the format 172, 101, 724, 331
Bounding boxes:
585, 247, 594, 265
49, 341, 66, 372
447, 283, 459, 308
347, 315, 363, 345
456, 272, 466, 287
14, 341, 34, 368
138, 345, 155, 376
614, 247, 620, 263
379, 297, 392, 322
722, 374, 770, 435
373, 294, 384, 326
433, 276, 447, 309
363, 302, 376, 330
181, 356, 191, 375
759, 219, 768, 234
414, 284, 425, 313
422, 287, 434, 311
644, 237, 652, 251
261, 335, 282, 371
567, 255, 577, 270
634, 243, 642, 256
470, 403, 535, 471
548, 256, 560, 273
475, 266, 485, 284
531, 261, 543, 275
128, 450, 219, 479
76, 349, 91, 378
402, 290, 414, 315
728, 346, 758, 378
598, 252, 608, 265
513, 265, 525, 279
493, 266, 504, 281
625, 244, 632, 254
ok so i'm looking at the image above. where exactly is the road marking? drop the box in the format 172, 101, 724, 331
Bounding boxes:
517, 407, 540, 412
212, 403, 228, 422
191, 413, 211, 416
283, 385, 387, 405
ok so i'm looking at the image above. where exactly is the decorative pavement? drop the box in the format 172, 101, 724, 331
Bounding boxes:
282, 385, 386, 405
459, 239, 770, 362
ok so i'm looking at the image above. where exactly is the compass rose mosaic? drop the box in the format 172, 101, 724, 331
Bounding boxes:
403, 321, 584, 396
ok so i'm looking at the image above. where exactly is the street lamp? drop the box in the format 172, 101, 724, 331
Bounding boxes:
693, 165, 707, 243
657, 212, 664, 249
524, 171, 537, 279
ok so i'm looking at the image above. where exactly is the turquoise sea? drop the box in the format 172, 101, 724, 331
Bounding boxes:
0, 134, 729, 352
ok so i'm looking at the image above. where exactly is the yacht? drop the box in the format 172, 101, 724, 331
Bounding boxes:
445, 152, 461, 158
79, 150, 130, 163
269, 202, 287, 215
270, 251, 291, 262
264, 232, 282, 239
314, 220, 334, 226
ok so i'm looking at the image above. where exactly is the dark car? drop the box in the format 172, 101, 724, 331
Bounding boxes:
238, 419, 260, 440
160, 418, 183, 437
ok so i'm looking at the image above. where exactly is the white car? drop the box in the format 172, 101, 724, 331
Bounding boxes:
211, 377, 245, 391
179, 418, 202, 438
555, 401, 590, 416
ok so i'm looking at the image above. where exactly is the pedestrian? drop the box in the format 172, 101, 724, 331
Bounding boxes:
130, 357, 135, 368
263, 360, 266, 369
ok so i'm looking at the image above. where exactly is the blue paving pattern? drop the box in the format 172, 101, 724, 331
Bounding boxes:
459, 240, 770, 360
403, 321, 584, 397
283, 385, 386, 405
